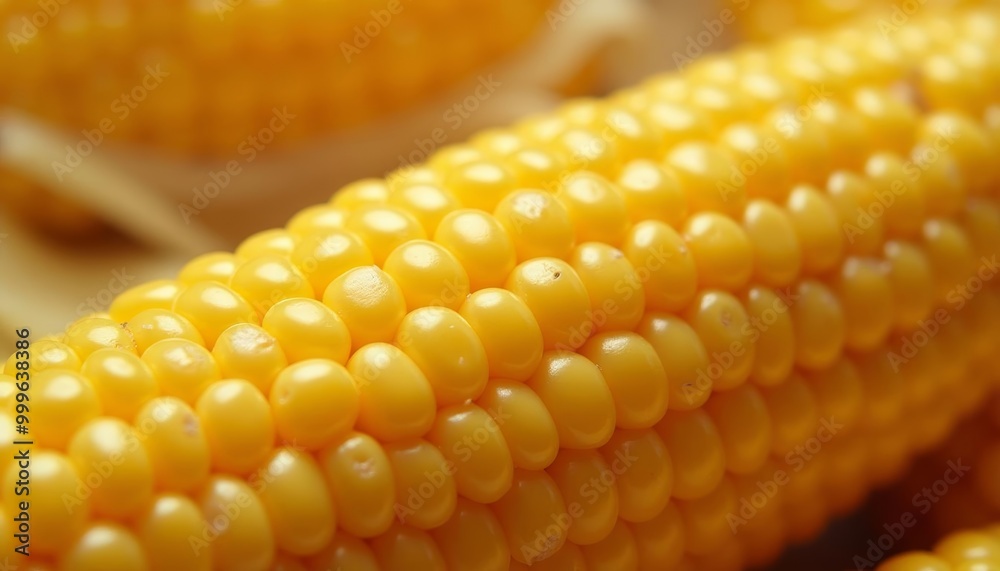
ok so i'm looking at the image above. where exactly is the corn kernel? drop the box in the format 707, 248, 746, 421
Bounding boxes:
269, 359, 359, 452
196, 379, 275, 475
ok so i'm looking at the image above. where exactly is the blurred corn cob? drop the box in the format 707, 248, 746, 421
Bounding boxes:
876, 524, 1000, 570
737, 0, 997, 42
4, 4, 1000, 571
866, 394, 1000, 551
0, 0, 553, 235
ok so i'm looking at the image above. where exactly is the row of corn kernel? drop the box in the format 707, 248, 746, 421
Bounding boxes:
0, 0, 554, 155
876, 524, 1000, 570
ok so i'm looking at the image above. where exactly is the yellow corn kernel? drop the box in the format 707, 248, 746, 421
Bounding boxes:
291, 231, 374, 296
322, 266, 406, 348
235, 230, 298, 262
526, 352, 616, 450
426, 403, 514, 504
319, 431, 396, 539
581, 519, 639, 570
4, 338, 79, 376
383, 438, 458, 530
65, 317, 137, 360
474, 379, 560, 471
260, 298, 351, 365
434, 209, 517, 291
683, 290, 756, 392
141, 338, 220, 405
286, 205, 350, 238
125, 309, 205, 355
212, 323, 287, 393
3, 451, 89, 556
492, 468, 569, 565
346, 343, 435, 443
136, 494, 213, 571
431, 498, 510, 571
196, 379, 275, 475
382, 240, 470, 312
269, 359, 359, 452
622, 221, 698, 312
631, 502, 685, 569
256, 448, 336, 556
172, 282, 259, 348
493, 190, 576, 262
109, 280, 182, 323
616, 160, 688, 229
504, 258, 591, 351
705, 384, 772, 475
578, 332, 669, 430
684, 212, 754, 291
546, 449, 620, 545
78, 349, 156, 421
638, 313, 713, 410
655, 410, 725, 501
666, 142, 747, 218
230, 256, 315, 316
197, 476, 275, 571
459, 289, 544, 382
387, 184, 461, 237
305, 533, 379, 570
178, 252, 239, 286
601, 429, 673, 524
33, 369, 101, 450
68, 417, 153, 521
370, 521, 447, 569
60, 522, 150, 570
744, 286, 795, 387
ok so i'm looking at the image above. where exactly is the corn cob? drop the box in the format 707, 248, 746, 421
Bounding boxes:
876, 525, 1000, 570
4, 6, 1000, 571
0, 0, 553, 234
737, 0, 994, 42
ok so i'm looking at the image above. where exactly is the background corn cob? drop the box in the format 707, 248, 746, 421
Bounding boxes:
861, 394, 1000, 553
0, 0, 553, 235
875, 524, 1000, 570
736, 0, 997, 42
4, 5, 1000, 571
